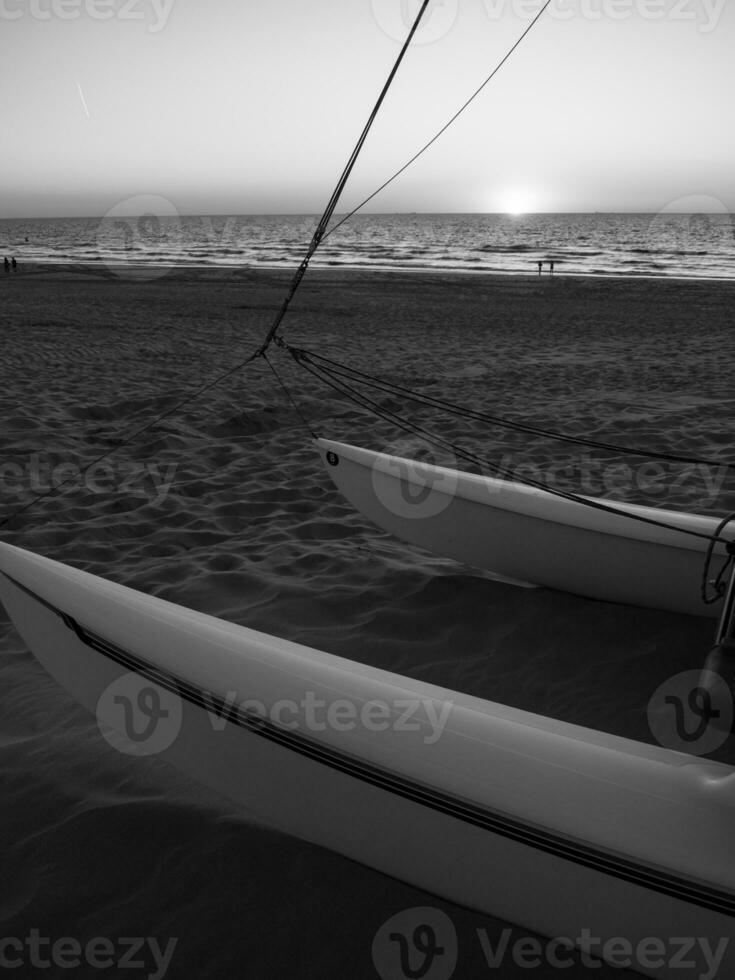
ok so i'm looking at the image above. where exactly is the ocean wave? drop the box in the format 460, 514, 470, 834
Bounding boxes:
476, 244, 536, 253
5, 213, 734, 281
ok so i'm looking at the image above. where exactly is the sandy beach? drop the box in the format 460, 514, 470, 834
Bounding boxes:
1, 264, 734, 978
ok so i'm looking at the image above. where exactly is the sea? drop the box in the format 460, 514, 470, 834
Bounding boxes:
1, 211, 734, 280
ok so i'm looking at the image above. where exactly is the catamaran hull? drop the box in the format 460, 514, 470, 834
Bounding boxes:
0, 541, 733, 977
317, 438, 727, 618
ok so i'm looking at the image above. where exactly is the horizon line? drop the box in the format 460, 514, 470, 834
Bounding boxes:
1, 209, 732, 222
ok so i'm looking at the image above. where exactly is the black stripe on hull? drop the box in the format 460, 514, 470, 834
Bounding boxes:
3, 569, 734, 919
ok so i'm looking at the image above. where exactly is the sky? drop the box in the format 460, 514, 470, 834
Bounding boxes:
1, 0, 733, 217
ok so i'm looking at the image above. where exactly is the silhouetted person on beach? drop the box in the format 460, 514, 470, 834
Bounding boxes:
3, 257, 9, 274
11, 257, 17, 272
537, 260, 543, 276
550, 260, 555, 276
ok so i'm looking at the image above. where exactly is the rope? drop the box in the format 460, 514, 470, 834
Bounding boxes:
324, 1, 553, 241
263, 353, 319, 439
254, 0, 432, 358
292, 347, 735, 471
701, 513, 735, 604
256, 1, 554, 354
286, 344, 732, 547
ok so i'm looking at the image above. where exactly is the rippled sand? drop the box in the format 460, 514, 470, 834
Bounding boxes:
1, 264, 734, 978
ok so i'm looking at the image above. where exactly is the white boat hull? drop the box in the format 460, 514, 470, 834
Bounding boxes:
317, 438, 728, 618
0, 541, 733, 978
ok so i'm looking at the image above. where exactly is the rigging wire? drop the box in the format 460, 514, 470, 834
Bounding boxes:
254, 0, 433, 357
291, 347, 735, 471
286, 344, 732, 546
263, 352, 318, 439
323, 1, 553, 242
701, 513, 735, 604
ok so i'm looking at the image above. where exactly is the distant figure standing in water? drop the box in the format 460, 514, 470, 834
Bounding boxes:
537, 260, 543, 276
550, 260, 555, 276
11, 257, 17, 272
3, 257, 9, 274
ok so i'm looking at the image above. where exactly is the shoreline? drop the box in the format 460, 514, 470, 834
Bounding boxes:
4, 259, 735, 289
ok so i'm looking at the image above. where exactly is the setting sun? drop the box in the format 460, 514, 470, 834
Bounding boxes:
496, 189, 536, 215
